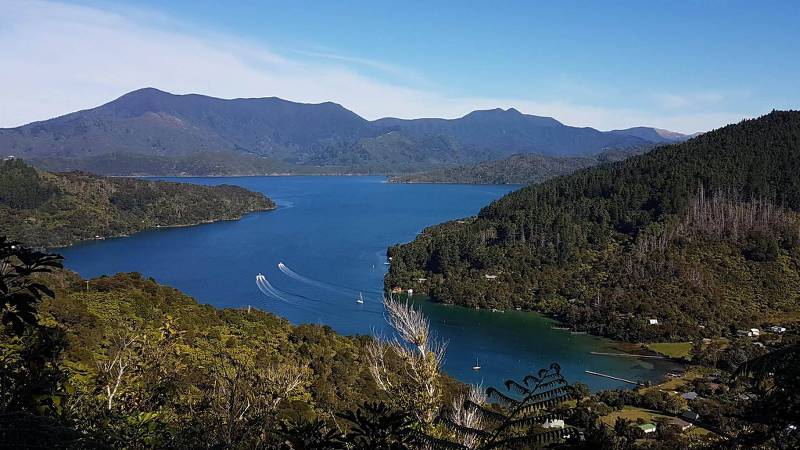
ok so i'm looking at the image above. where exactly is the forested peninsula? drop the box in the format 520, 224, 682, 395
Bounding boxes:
386, 111, 800, 343
0, 159, 275, 247
387, 149, 647, 185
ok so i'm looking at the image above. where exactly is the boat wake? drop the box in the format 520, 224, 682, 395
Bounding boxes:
278, 262, 382, 296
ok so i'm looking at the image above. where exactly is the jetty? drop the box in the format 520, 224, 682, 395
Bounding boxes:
590, 351, 666, 360
585, 370, 643, 386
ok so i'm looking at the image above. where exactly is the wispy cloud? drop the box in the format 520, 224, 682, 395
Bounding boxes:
0, 0, 754, 133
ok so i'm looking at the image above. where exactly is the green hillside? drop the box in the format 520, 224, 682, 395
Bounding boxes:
0, 159, 275, 247
388, 148, 649, 185
386, 111, 800, 342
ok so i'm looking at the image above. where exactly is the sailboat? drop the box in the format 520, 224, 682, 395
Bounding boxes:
356, 292, 364, 304
472, 358, 481, 371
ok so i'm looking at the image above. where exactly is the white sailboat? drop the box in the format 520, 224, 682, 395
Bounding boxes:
356, 292, 364, 304
472, 358, 481, 371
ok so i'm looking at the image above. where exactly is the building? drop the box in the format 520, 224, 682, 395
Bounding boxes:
750, 328, 760, 337
770, 325, 787, 333
484, 274, 498, 280
542, 419, 565, 429
638, 423, 657, 434
648, 318, 659, 325
682, 391, 699, 401
681, 410, 700, 422
669, 418, 693, 431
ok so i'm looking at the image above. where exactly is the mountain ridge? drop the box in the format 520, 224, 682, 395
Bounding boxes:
2, 87, 692, 175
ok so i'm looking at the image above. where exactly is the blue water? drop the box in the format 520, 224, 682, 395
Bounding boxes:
59, 176, 679, 390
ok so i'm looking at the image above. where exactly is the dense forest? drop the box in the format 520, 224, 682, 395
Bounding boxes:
2, 238, 797, 448
388, 148, 648, 185
387, 111, 800, 342
0, 159, 275, 247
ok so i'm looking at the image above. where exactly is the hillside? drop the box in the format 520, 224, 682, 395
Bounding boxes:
388, 147, 650, 185
0, 159, 275, 247
386, 111, 800, 342
0, 88, 685, 175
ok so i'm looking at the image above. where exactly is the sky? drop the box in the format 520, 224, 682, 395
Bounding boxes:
1, 0, 798, 133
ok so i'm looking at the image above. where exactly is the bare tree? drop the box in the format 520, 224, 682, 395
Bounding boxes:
97, 331, 139, 411
449, 384, 487, 449
367, 296, 447, 426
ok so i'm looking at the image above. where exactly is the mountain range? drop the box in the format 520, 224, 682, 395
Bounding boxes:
0, 88, 694, 175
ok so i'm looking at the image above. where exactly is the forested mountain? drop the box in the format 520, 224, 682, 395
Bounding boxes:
388, 147, 650, 185
0, 159, 275, 246
386, 111, 800, 342
0, 88, 682, 175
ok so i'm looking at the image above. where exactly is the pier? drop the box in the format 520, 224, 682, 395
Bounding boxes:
585, 370, 644, 386
590, 351, 666, 359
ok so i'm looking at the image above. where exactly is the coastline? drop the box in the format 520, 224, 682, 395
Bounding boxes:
46, 205, 276, 249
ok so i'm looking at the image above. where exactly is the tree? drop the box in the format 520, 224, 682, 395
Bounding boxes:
0, 237, 63, 335
367, 296, 446, 427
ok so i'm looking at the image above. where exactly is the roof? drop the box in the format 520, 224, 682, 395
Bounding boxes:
682, 391, 698, 400
669, 418, 692, 429
638, 423, 656, 432
681, 410, 700, 421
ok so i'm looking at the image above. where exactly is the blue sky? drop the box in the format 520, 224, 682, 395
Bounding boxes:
1, 0, 798, 132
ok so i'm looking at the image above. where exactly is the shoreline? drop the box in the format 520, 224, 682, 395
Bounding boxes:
46, 205, 276, 249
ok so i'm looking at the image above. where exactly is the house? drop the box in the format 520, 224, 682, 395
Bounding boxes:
750, 328, 760, 337
542, 419, 565, 429
416, 278, 427, 283
391, 287, 403, 294
770, 326, 787, 333
648, 318, 659, 325
682, 391, 699, 401
638, 423, 657, 434
484, 274, 498, 280
681, 411, 700, 422
407, 288, 414, 296
669, 418, 693, 431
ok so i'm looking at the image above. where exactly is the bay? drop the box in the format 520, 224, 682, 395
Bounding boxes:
58, 175, 680, 391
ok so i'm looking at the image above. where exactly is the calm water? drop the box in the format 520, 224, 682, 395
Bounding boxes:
59, 176, 679, 390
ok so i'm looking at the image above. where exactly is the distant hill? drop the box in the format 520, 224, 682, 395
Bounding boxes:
388, 147, 650, 185
386, 111, 800, 343
1, 88, 686, 175
0, 158, 275, 246
610, 126, 693, 143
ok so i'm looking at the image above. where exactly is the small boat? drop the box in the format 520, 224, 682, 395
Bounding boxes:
356, 292, 364, 304
472, 358, 481, 371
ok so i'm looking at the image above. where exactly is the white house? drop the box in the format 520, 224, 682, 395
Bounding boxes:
750, 328, 760, 337
484, 274, 498, 280
542, 419, 565, 429
770, 326, 787, 333
648, 319, 659, 325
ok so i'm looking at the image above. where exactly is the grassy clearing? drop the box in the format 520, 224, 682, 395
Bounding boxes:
599, 406, 670, 425
599, 406, 714, 436
647, 342, 693, 360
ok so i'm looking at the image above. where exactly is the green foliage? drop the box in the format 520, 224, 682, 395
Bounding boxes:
0, 159, 59, 209
0, 159, 275, 247
0, 236, 63, 334
387, 111, 800, 342
389, 147, 649, 185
